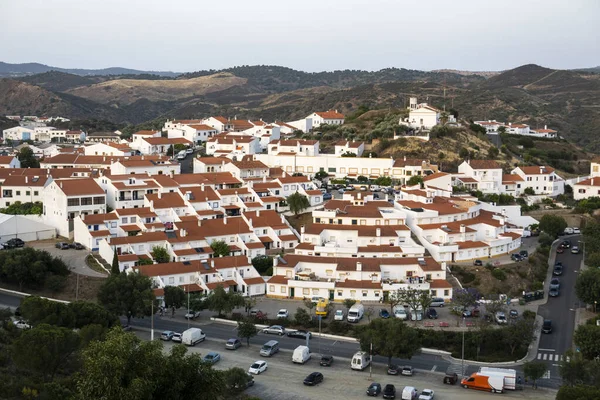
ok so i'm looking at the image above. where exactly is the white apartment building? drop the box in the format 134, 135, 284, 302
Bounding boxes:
456, 160, 503, 194
399, 98, 440, 130
268, 139, 320, 156
511, 166, 565, 196
308, 110, 345, 128
84, 142, 135, 156
109, 159, 181, 176
95, 173, 160, 210
167, 123, 218, 144
206, 134, 261, 157
0, 175, 50, 208
334, 140, 364, 157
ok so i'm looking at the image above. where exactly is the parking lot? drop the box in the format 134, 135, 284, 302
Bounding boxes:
24, 239, 107, 277
135, 329, 552, 400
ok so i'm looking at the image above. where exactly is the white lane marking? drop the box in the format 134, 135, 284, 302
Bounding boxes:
539, 348, 555, 352
431, 365, 437, 372
554, 355, 560, 361
543, 354, 548, 360
552, 363, 560, 367
332, 341, 338, 346
537, 353, 542, 360
566, 356, 571, 362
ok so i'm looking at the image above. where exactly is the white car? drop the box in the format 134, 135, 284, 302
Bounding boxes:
172, 332, 183, 342
262, 325, 285, 335
334, 309, 345, 321
13, 319, 31, 330
495, 312, 507, 324
248, 360, 268, 375
186, 148, 194, 154
419, 389, 435, 400
564, 227, 574, 235
573, 227, 581, 234
276, 309, 289, 319
394, 306, 408, 320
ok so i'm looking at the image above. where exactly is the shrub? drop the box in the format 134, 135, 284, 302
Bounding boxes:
327, 321, 353, 335
522, 310, 537, 320
491, 268, 507, 281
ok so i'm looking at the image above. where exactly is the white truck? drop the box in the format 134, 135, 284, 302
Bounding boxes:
479, 367, 517, 390
182, 328, 206, 346
347, 303, 364, 323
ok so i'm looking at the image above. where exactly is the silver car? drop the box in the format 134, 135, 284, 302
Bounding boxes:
262, 325, 285, 335
226, 338, 242, 350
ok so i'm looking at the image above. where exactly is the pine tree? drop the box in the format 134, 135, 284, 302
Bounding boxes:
111, 249, 120, 275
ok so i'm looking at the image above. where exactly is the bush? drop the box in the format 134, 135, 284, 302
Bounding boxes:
522, 310, 536, 320
491, 268, 507, 281
327, 321, 353, 335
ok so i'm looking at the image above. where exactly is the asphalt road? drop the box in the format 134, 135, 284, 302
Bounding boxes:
535, 234, 583, 385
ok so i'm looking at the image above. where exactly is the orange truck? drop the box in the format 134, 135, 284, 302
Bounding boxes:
461, 367, 517, 394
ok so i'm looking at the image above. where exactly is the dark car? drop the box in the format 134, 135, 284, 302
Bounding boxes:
2, 238, 25, 249
473, 259, 483, 266
55, 242, 69, 250
550, 278, 560, 290
509, 309, 519, 318
379, 309, 390, 319
322, 193, 332, 200
561, 240, 571, 249
303, 372, 323, 386
287, 330, 312, 339
444, 372, 458, 385
319, 355, 334, 367
556, 247, 564, 254
387, 364, 400, 375
542, 319, 552, 334
549, 288, 560, 297
519, 250, 528, 258
510, 253, 523, 262
70, 242, 84, 250
427, 308, 438, 319
382, 384, 396, 399
367, 382, 382, 396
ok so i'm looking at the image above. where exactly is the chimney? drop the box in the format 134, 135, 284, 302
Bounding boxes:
404, 155, 407, 161
158, 192, 162, 199
247, 256, 252, 264
150, 200, 154, 209
544, 125, 547, 129
460, 224, 465, 233
256, 209, 260, 217
60, 182, 63, 189
300, 225, 305, 234
356, 261, 362, 271
262, 175, 267, 183
211, 259, 215, 268
223, 216, 227, 225
197, 219, 202, 227
201, 183, 205, 190
357, 192, 362, 200
25, 176, 28, 183
248, 218, 253, 229
180, 228, 186, 237
280, 214, 285, 223
185, 191, 191, 201
282, 171, 287, 177
170, 170, 174, 178
441, 261, 446, 271
376, 228, 381, 237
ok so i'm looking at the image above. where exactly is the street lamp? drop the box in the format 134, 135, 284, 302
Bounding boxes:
461, 317, 465, 378
187, 287, 191, 330
150, 301, 154, 341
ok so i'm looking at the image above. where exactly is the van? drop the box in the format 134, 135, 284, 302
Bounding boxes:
181, 328, 206, 346
430, 298, 445, 307
347, 303, 364, 323
393, 306, 407, 320
401, 386, 417, 400
260, 340, 280, 357
177, 150, 187, 160
351, 351, 371, 370
292, 345, 311, 364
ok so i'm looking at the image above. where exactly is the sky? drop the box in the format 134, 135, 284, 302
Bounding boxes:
1, 0, 598, 73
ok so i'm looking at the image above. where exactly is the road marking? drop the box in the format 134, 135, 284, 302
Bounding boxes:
566, 356, 571, 362
543, 354, 548, 360
537, 353, 542, 359
539, 348, 555, 352
552, 364, 560, 367
431, 365, 437, 372
332, 341, 338, 346
554, 355, 560, 361
570, 309, 576, 311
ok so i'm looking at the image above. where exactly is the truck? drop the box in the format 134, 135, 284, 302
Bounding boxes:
181, 328, 206, 346
461, 367, 517, 393
347, 303, 364, 323
315, 299, 329, 317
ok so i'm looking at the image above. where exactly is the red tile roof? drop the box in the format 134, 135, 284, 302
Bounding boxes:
315, 110, 344, 119
54, 178, 104, 196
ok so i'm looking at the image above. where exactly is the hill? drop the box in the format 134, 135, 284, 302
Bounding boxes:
0, 61, 179, 77
18, 71, 100, 92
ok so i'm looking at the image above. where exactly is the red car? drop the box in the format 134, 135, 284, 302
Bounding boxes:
556, 247, 564, 254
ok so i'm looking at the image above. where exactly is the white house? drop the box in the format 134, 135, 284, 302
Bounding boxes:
206, 135, 261, 157
3, 126, 35, 141
84, 142, 135, 156
334, 140, 364, 157
131, 130, 161, 142
132, 137, 192, 155
308, 110, 345, 128
0, 175, 50, 208
400, 98, 440, 130
574, 178, 600, 201
109, 159, 181, 176
167, 124, 218, 144
95, 174, 160, 210
202, 116, 230, 133
456, 160, 503, 194
511, 166, 565, 196
0, 156, 21, 169
268, 139, 320, 156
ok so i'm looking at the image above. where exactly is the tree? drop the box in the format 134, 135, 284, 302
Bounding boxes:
483, 298, 506, 318
304, 298, 316, 313
487, 146, 499, 159
341, 152, 357, 157
557, 385, 600, 400
417, 290, 433, 314
188, 293, 207, 313
385, 290, 403, 315
294, 308, 312, 327
497, 126, 506, 135
343, 298, 357, 314
210, 240, 230, 257
0, 201, 43, 215
574, 324, 600, 360
251, 255, 273, 275
164, 286, 186, 310
459, 147, 470, 158
364, 306, 375, 322
523, 361, 546, 388
397, 289, 423, 325
575, 268, 600, 306
374, 176, 392, 186
0, 247, 69, 291
151, 246, 170, 263
452, 288, 480, 326
539, 214, 567, 238
12, 323, 81, 380
17, 147, 40, 168
407, 175, 423, 187
205, 285, 244, 317
503, 318, 537, 356
287, 192, 310, 217
314, 170, 328, 181
237, 318, 258, 346
224, 367, 251, 395
355, 318, 420, 366
560, 349, 590, 387
111, 250, 120, 274
357, 175, 369, 183
524, 187, 535, 195
97, 272, 154, 325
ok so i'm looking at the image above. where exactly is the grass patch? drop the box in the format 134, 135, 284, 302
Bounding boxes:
85, 254, 109, 275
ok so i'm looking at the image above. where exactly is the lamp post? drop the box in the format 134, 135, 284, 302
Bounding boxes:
461, 317, 465, 378
369, 341, 373, 381
187, 287, 190, 330
150, 301, 154, 341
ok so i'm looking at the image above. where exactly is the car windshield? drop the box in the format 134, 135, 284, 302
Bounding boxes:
251, 363, 260, 368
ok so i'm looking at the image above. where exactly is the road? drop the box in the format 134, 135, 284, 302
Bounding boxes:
535, 234, 582, 386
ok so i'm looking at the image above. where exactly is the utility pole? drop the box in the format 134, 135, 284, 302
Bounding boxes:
151, 301, 154, 341
461, 318, 465, 377
187, 287, 190, 329
369, 341, 373, 380
75, 273, 79, 301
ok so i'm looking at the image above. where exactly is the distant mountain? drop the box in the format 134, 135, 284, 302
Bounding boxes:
0, 62, 180, 77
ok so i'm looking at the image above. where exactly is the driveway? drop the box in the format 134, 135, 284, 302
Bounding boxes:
26, 240, 108, 278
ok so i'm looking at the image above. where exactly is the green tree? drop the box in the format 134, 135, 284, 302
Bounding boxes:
224, 367, 251, 395
357, 175, 369, 183
111, 250, 120, 274
210, 240, 230, 257
294, 308, 312, 327
452, 288, 480, 326
559, 349, 590, 387
0, 201, 43, 215
151, 246, 171, 263
397, 289, 423, 325
97, 272, 154, 325
164, 286, 186, 309
385, 290, 404, 315
251, 255, 273, 275
17, 147, 40, 168
459, 147, 470, 158
205, 285, 244, 317
498, 126, 507, 135
539, 214, 567, 238
557, 385, 600, 400
237, 318, 258, 346
574, 324, 600, 360
0, 247, 69, 291
314, 170, 328, 181
524, 187, 535, 195
374, 176, 392, 186
575, 268, 600, 309
504, 318, 537, 356
487, 146, 499, 159
355, 318, 420, 366
364, 306, 375, 322
287, 192, 310, 217
343, 298, 357, 314
188, 293, 207, 313
407, 175, 423, 186
12, 323, 81, 380
341, 152, 357, 157
523, 361, 547, 388
304, 298, 316, 313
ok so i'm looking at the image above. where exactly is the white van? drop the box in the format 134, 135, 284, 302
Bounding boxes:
292, 345, 311, 364
401, 386, 418, 400
181, 328, 206, 346
347, 303, 364, 323
351, 351, 371, 371
260, 340, 280, 357
410, 306, 423, 321
177, 150, 187, 160
394, 306, 408, 320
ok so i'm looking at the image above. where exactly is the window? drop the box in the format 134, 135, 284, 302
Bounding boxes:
179, 276, 184, 283
169, 277, 174, 284
34, 191, 38, 196
67, 198, 80, 207
16, 191, 20, 196
110, 222, 117, 228
94, 196, 105, 204
444, 289, 449, 296
121, 217, 128, 223
362, 291, 368, 297
81, 197, 93, 206
269, 285, 275, 292
351, 219, 357, 225
315, 218, 321, 223
190, 275, 195, 282
326, 269, 333, 276
312, 289, 319, 295
328, 167, 336, 173
374, 291, 380, 297
280, 286, 286, 293
130, 217, 136, 223
350, 290, 356, 297
303, 288, 310, 295
25, 191, 30, 196
337, 290, 343, 297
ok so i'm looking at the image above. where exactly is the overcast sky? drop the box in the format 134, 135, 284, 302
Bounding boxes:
1, 0, 598, 73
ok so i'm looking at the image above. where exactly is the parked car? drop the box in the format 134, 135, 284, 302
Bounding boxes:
225, 338, 242, 350
444, 372, 458, 385
320, 355, 334, 367
55, 242, 70, 250
70, 242, 84, 250
401, 365, 414, 376
13, 319, 31, 329
542, 319, 553, 334
172, 332, 182, 342
553, 264, 563, 276
311, 296, 324, 304
287, 329, 312, 339
276, 309, 289, 319
549, 288, 560, 297
366, 382, 382, 396
334, 309, 345, 321
345, 185, 355, 191
160, 330, 174, 341
473, 259, 483, 266
379, 309, 390, 319
303, 372, 323, 386
509, 309, 519, 318
2, 238, 25, 249
382, 384, 396, 399
426, 308, 438, 319
338, 188, 345, 194
227, 372, 255, 391
203, 352, 221, 364
387, 364, 400, 375
184, 310, 201, 319
571, 246, 580, 254
564, 227, 574, 235
186, 148, 194, 154
248, 360, 268, 375
322, 193, 332, 200
495, 312, 507, 324
510, 253, 523, 261
573, 227, 581, 234
550, 278, 560, 290
262, 325, 285, 335
519, 250, 528, 258
419, 389, 435, 400
556, 246, 564, 254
